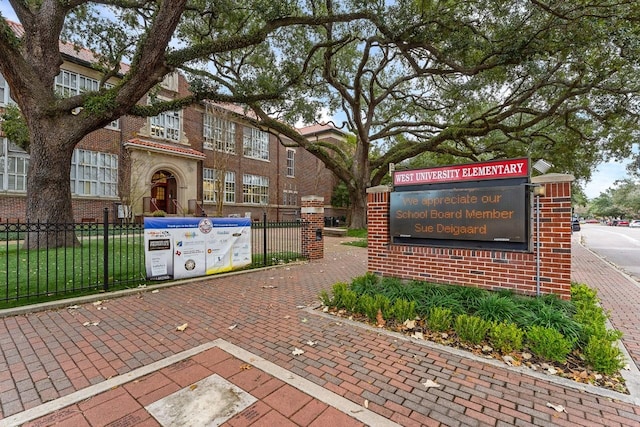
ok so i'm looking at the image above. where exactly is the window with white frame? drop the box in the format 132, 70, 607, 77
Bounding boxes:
243, 174, 269, 204
203, 114, 236, 153
286, 148, 295, 177
242, 127, 269, 160
0, 73, 15, 106
203, 168, 235, 203
150, 110, 181, 141
283, 189, 298, 206
53, 69, 120, 129
0, 138, 29, 192
70, 149, 118, 197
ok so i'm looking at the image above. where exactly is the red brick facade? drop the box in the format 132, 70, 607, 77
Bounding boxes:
301, 196, 325, 260
366, 174, 574, 299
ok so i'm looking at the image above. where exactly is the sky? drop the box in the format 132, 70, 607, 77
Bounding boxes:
0, 1, 637, 200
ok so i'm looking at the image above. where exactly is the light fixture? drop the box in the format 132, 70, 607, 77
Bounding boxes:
533, 185, 546, 197
532, 159, 553, 174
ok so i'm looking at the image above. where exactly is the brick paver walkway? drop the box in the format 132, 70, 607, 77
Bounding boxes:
1, 236, 640, 426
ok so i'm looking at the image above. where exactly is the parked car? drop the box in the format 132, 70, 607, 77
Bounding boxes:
571, 219, 581, 232
585, 219, 600, 224
617, 220, 630, 227
630, 220, 640, 228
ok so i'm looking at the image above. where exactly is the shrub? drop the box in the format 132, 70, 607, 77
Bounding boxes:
357, 294, 378, 321
454, 314, 491, 345
584, 337, 626, 375
419, 293, 465, 318
427, 306, 453, 332
473, 294, 518, 323
330, 282, 350, 309
380, 278, 425, 303
525, 326, 572, 363
392, 298, 416, 322
349, 272, 381, 297
374, 294, 393, 319
450, 286, 489, 311
319, 289, 332, 307
152, 210, 166, 217
489, 321, 524, 353
524, 305, 582, 345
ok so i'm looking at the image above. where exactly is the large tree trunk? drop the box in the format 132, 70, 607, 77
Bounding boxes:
24, 126, 79, 249
348, 187, 368, 229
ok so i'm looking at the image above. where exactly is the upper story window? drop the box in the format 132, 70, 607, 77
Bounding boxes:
203, 114, 236, 153
0, 138, 28, 192
150, 110, 181, 141
0, 73, 16, 106
286, 148, 295, 177
242, 126, 269, 160
53, 70, 120, 129
71, 149, 118, 197
160, 72, 179, 92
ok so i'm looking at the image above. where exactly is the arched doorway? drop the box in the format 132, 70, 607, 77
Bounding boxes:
151, 170, 178, 214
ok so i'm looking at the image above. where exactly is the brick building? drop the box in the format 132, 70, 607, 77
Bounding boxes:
0, 22, 346, 224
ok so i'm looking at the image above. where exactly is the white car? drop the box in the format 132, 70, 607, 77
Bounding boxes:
630, 220, 640, 228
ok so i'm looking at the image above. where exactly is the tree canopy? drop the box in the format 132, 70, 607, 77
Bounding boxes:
1, 0, 640, 236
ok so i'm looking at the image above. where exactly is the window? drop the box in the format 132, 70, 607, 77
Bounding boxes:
203, 169, 236, 203
150, 110, 181, 141
203, 114, 236, 153
243, 127, 269, 160
160, 72, 179, 91
286, 148, 295, 177
243, 174, 269, 205
0, 138, 28, 192
283, 189, 298, 206
0, 73, 15, 106
53, 70, 120, 129
71, 149, 118, 197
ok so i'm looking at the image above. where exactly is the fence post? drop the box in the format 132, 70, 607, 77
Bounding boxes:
103, 207, 109, 291
263, 211, 267, 266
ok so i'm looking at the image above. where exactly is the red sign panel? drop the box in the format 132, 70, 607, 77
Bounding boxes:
394, 158, 529, 186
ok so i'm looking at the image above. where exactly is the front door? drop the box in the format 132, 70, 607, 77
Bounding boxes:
151, 171, 177, 214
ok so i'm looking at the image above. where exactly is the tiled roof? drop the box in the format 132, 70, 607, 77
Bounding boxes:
6, 19, 130, 74
125, 138, 206, 159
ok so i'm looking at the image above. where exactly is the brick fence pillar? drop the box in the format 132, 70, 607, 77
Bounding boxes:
531, 173, 575, 297
301, 196, 324, 260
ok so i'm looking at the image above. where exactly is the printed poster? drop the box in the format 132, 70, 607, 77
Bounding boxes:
144, 217, 252, 280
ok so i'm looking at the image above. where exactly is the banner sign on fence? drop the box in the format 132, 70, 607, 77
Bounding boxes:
144, 217, 252, 280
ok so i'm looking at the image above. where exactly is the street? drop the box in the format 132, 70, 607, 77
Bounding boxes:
577, 223, 640, 282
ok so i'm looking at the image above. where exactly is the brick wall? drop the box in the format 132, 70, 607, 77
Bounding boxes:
366, 174, 574, 299
301, 196, 324, 260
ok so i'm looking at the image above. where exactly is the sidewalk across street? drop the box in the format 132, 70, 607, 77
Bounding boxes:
1, 235, 640, 426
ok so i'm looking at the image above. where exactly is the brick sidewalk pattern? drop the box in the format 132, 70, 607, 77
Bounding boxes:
0, 236, 639, 426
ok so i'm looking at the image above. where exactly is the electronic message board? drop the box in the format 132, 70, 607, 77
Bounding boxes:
390, 186, 527, 243
391, 158, 530, 250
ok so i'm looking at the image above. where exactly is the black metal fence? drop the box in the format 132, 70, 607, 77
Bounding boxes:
0, 210, 306, 306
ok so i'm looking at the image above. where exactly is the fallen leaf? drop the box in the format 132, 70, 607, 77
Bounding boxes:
411, 331, 424, 340
189, 384, 198, 391
292, 348, 304, 356
296, 305, 306, 309
364, 399, 369, 409
283, 315, 291, 319
67, 305, 80, 310
262, 285, 277, 289
176, 323, 188, 331
82, 321, 90, 326
301, 318, 308, 323
546, 402, 566, 413
228, 324, 237, 330
306, 340, 317, 346
240, 364, 252, 370
152, 290, 159, 294
422, 379, 440, 389
376, 309, 385, 328
403, 319, 416, 329
93, 301, 102, 306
